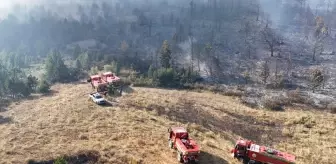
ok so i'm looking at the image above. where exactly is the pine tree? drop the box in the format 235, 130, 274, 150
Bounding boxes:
26, 75, 38, 92
75, 59, 82, 70
45, 50, 69, 83
72, 44, 81, 59
90, 66, 99, 75
147, 65, 154, 78
111, 61, 120, 75
37, 79, 51, 93
160, 40, 172, 68
78, 52, 90, 70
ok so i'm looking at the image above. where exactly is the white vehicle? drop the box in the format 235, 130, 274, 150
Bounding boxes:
89, 93, 106, 105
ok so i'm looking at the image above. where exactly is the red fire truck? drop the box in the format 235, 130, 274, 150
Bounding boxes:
168, 127, 201, 163
231, 139, 296, 164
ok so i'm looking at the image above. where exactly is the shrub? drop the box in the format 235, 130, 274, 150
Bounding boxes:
288, 115, 316, 128
54, 157, 67, 164
310, 68, 324, 92
267, 77, 285, 89
133, 76, 156, 87
157, 68, 177, 87
176, 67, 202, 85
120, 78, 132, 86
128, 69, 138, 82
262, 96, 284, 111
107, 82, 123, 96
26, 75, 38, 92
191, 83, 207, 90
104, 65, 114, 72
240, 96, 258, 108
66, 67, 83, 82
37, 79, 50, 93
222, 89, 244, 97
287, 88, 305, 104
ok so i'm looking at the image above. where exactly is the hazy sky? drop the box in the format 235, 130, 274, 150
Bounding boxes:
0, 0, 327, 8
0, 0, 38, 8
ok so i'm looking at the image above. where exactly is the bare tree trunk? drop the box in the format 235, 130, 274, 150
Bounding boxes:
197, 57, 200, 73
275, 58, 278, 81
313, 46, 316, 61
287, 53, 292, 77
189, 31, 193, 72
248, 46, 251, 59
148, 20, 152, 37
155, 49, 159, 68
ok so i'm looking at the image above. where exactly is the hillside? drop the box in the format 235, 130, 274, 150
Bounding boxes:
0, 83, 335, 164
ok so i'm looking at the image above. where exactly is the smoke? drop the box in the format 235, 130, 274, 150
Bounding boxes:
259, 0, 332, 27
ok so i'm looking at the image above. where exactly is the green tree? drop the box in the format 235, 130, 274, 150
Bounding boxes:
5, 77, 30, 98
104, 64, 114, 72
37, 79, 51, 93
26, 75, 38, 92
157, 68, 176, 87
242, 71, 250, 84
112, 61, 120, 75
78, 52, 90, 70
45, 50, 69, 83
160, 40, 172, 68
147, 65, 155, 78
104, 61, 120, 75
90, 66, 99, 75
75, 59, 82, 70
72, 44, 81, 59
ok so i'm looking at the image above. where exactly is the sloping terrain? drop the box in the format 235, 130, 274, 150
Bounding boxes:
0, 83, 335, 164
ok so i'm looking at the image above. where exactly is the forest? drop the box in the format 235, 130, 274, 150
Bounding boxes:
0, 0, 335, 111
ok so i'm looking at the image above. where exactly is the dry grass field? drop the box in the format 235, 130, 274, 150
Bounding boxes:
0, 83, 335, 164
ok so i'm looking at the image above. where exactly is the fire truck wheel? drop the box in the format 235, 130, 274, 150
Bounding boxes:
177, 152, 183, 163
247, 160, 256, 164
168, 140, 173, 149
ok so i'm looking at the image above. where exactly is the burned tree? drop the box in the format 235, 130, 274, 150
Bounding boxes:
310, 68, 324, 92
261, 26, 282, 57
257, 60, 270, 85
312, 16, 328, 61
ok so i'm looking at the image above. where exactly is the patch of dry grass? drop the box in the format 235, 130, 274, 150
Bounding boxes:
0, 84, 334, 164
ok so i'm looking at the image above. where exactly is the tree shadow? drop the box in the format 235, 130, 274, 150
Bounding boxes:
27, 150, 100, 164
0, 115, 12, 124
198, 151, 229, 164
122, 86, 134, 94
100, 101, 113, 107
42, 90, 59, 97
